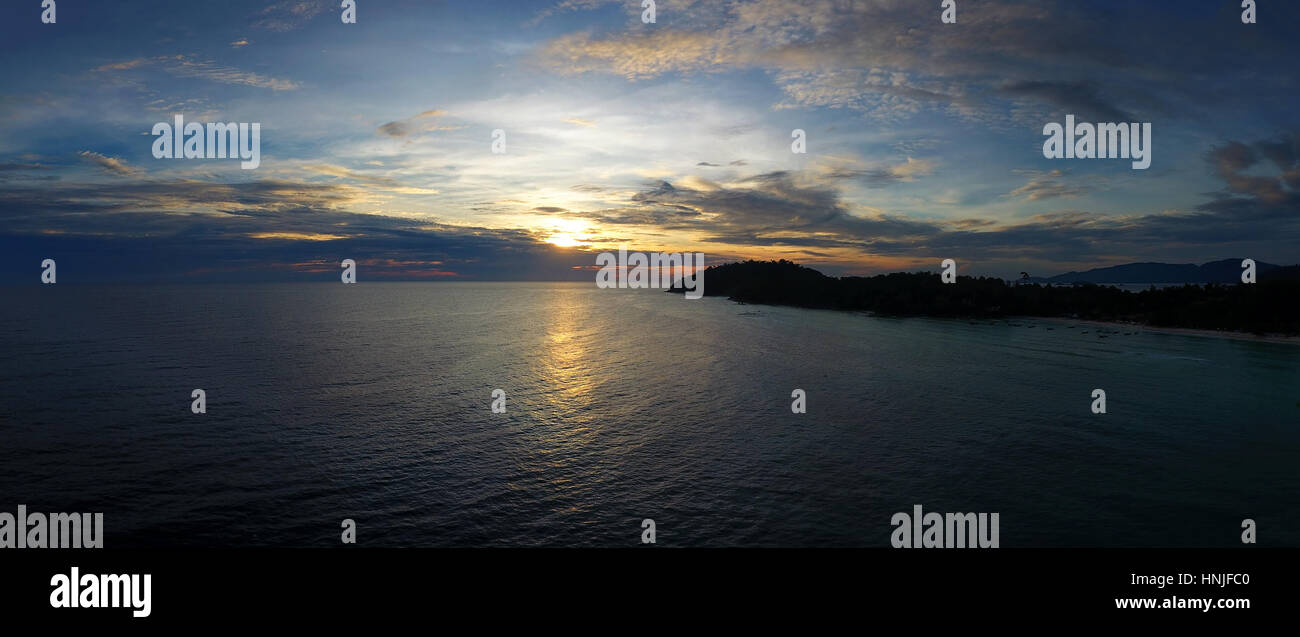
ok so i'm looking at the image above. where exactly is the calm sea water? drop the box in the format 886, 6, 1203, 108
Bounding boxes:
1, 282, 1296, 547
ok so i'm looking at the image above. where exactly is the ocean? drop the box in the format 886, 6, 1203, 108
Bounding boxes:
1, 282, 1296, 547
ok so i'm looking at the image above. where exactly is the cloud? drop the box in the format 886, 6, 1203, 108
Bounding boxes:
1006, 170, 1088, 201
568, 171, 941, 246
377, 109, 454, 138
77, 151, 138, 177
246, 232, 345, 241
164, 55, 299, 90
2, 135, 1296, 281
376, 121, 411, 138
0, 161, 56, 183
303, 163, 439, 194
94, 59, 149, 71
1204, 134, 1300, 207
251, 1, 330, 32
533, 3, 991, 123
533, 0, 1296, 124
0, 175, 608, 282
548, 153, 1299, 267
95, 55, 299, 90
813, 157, 936, 188
528, 0, 624, 27
540, 30, 732, 80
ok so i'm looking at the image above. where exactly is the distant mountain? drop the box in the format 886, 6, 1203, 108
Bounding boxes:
1039, 259, 1279, 285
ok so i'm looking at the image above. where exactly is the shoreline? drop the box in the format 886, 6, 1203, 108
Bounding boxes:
840, 305, 1300, 345
1024, 316, 1300, 346
725, 295, 1300, 345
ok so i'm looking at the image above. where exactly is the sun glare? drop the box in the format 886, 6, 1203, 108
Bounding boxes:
545, 218, 589, 248
548, 233, 581, 247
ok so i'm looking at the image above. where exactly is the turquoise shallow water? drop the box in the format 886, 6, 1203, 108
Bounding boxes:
1, 282, 1296, 546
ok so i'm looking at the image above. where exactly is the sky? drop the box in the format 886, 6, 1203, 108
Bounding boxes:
0, 0, 1297, 282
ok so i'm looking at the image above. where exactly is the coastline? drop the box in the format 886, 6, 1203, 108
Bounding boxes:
843, 305, 1300, 345
721, 293, 1300, 345
1028, 316, 1300, 346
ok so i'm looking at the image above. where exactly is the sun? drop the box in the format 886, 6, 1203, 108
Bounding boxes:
545, 218, 589, 248
548, 233, 581, 247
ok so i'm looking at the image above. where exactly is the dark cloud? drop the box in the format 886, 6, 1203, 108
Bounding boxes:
556, 147, 1298, 268
377, 121, 411, 138
0, 177, 600, 282
0, 162, 55, 182
1207, 135, 1300, 206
